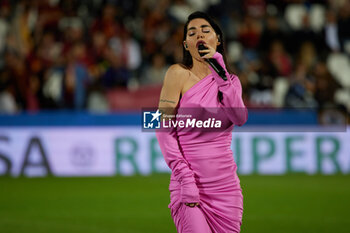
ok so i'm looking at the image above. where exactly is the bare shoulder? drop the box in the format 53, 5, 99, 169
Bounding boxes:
167, 64, 189, 76
163, 64, 190, 86
159, 64, 189, 109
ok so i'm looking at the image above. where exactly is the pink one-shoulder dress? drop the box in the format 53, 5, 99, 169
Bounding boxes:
156, 52, 248, 233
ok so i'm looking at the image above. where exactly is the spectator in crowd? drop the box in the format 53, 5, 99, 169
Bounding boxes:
312, 61, 340, 108
267, 40, 292, 77
109, 27, 141, 74
101, 44, 130, 88
284, 62, 317, 109
259, 14, 286, 54
61, 42, 90, 110
297, 41, 317, 73
337, 0, 350, 51
142, 52, 169, 85
238, 15, 262, 50
0, 1, 10, 68
90, 4, 121, 40
323, 9, 341, 52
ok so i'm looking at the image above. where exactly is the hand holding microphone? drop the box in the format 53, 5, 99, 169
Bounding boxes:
197, 43, 227, 81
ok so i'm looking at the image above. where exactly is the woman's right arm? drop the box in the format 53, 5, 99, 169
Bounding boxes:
155, 65, 200, 204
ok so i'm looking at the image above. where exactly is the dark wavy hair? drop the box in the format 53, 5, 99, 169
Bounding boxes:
181, 11, 232, 73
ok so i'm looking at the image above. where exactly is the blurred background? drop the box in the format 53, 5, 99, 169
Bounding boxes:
0, 0, 349, 115
0, 0, 349, 233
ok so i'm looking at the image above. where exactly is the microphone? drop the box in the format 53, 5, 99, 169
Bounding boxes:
197, 43, 227, 81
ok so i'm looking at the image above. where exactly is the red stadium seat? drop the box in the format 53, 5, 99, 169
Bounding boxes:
106, 85, 162, 111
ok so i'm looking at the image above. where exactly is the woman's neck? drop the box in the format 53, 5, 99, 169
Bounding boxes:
191, 58, 211, 79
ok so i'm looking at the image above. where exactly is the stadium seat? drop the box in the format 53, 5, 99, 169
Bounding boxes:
326, 53, 350, 88
310, 4, 326, 32
272, 77, 289, 107
106, 85, 162, 110
43, 72, 63, 102
227, 41, 243, 63
335, 88, 350, 112
285, 4, 307, 30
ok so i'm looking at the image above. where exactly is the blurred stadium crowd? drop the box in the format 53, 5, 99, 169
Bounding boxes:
0, 0, 349, 121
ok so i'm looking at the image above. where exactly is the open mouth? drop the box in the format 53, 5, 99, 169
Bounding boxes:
196, 40, 206, 48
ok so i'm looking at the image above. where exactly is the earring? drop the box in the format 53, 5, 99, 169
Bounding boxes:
185, 44, 188, 49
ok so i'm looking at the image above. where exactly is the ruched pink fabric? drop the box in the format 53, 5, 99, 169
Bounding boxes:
156, 52, 248, 233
